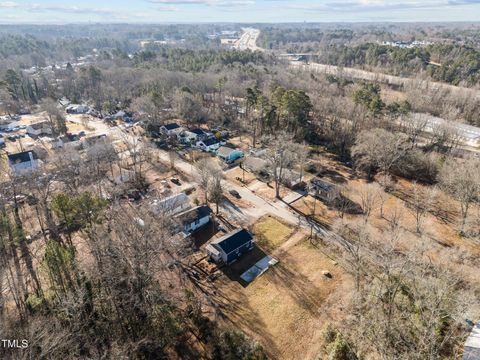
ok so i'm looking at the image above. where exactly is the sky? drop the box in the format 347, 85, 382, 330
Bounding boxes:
1, 0, 480, 24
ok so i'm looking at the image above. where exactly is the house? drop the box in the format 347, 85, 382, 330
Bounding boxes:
463, 321, 480, 360
183, 128, 207, 143
196, 137, 221, 152
282, 169, 304, 189
243, 156, 268, 174
26, 121, 53, 136
152, 193, 191, 215
206, 228, 254, 264
53, 135, 79, 149
174, 205, 212, 235
217, 146, 244, 163
8, 151, 41, 175
160, 123, 182, 136
309, 178, 337, 200
81, 134, 107, 148
66, 104, 89, 114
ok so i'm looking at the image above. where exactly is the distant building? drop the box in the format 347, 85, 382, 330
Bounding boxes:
152, 193, 191, 215
160, 123, 183, 136
66, 104, 90, 114
174, 205, 212, 235
183, 128, 207, 143
8, 151, 41, 175
26, 121, 53, 136
206, 228, 254, 264
463, 321, 480, 360
196, 137, 221, 152
217, 146, 244, 163
309, 178, 337, 199
243, 156, 268, 173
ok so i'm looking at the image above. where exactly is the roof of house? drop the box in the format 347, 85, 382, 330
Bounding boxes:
211, 228, 253, 254
217, 146, 238, 158
155, 192, 190, 211
244, 156, 267, 172
162, 123, 180, 130
201, 137, 220, 147
310, 178, 336, 191
464, 322, 480, 360
8, 151, 38, 164
174, 205, 212, 226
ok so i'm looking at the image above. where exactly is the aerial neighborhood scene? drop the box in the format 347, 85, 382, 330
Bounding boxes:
1, 1, 480, 359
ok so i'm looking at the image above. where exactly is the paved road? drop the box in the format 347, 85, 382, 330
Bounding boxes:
155, 150, 353, 250
291, 61, 480, 101
233, 28, 263, 52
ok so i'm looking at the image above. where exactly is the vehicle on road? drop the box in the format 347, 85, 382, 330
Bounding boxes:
229, 189, 241, 198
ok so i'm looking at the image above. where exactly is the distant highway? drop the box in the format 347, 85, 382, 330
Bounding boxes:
233, 28, 264, 52
233, 28, 480, 149
291, 61, 480, 101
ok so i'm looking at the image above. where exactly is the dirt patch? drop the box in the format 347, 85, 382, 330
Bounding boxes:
225, 166, 257, 185
212, 239, 351, 360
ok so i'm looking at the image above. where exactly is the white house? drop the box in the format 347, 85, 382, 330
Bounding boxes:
183, 128, 207, 143
196, 137, 221, 152
160, 123, 184, 136
8, 151, 42, 175
26, 121, 53, 136
66, 104, 90, 114
151, 193, 191, 215
174, 205, 212, 235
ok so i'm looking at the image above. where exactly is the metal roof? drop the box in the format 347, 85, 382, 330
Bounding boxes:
174, 205, 212, 226
210, 228, 253, 254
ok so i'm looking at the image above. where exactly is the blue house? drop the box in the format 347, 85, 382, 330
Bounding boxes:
206, 228, 254, 264
217, 146, 244, 163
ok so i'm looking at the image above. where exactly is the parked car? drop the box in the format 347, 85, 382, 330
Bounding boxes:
229, 189, 241, 199
171, 177, 181, 186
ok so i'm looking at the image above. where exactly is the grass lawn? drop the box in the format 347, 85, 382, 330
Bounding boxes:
253, 216, 295, 251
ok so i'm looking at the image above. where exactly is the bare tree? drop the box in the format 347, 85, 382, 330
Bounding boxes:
358, 183, 380, 224
439, 157, 480, 234
263, 133, 299, 199
406, 182, 437, 234
196, 158, 222, 204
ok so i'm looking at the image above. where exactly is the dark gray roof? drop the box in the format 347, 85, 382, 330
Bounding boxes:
202, 137, 220, 146
8, 151, 38, 164
163, 123, 180, 130
174, 205, 212, 226
211, 228, 253, 254
190, 128, 205, 135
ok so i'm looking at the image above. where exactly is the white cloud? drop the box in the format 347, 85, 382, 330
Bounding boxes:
0, 1, 18, 8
